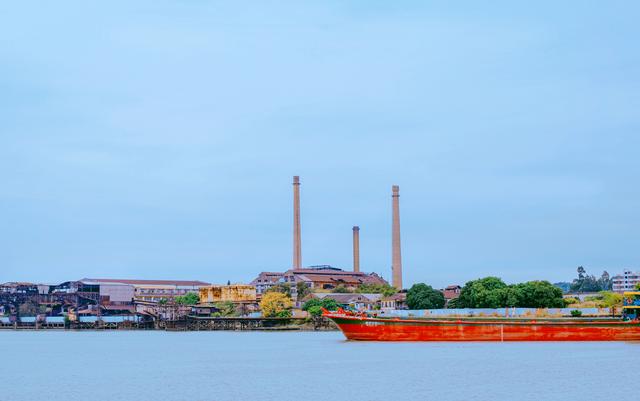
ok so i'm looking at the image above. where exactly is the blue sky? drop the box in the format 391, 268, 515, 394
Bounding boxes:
1, 1, 639, 287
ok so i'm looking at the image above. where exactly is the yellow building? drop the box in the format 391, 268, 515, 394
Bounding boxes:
199, 285, 257, 304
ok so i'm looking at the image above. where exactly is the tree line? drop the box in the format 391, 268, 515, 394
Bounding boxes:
447, 277, 564, 308
568, 266, 612, 292
405, 277, 565, 309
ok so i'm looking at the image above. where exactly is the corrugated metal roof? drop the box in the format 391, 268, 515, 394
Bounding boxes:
83, 278, 210, 286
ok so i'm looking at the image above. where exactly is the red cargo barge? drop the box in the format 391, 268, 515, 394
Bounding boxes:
323, 310, 640, 342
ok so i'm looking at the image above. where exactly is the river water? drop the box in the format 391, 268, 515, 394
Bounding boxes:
1, 330, 637, 401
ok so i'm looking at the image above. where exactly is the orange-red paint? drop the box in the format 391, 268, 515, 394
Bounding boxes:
325, 312, 640, 342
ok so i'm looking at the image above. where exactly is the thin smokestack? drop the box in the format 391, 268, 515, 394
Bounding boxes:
352, 226, 360, 273
292, 176, 302, 269
391, 185, 403, 290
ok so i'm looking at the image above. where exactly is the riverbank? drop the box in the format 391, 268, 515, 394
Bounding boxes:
0, 316, 338, 331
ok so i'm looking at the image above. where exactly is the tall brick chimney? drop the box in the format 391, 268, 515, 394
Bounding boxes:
391, 185, 403, 290
292, 176, 302, 269
352, 226, 360, 273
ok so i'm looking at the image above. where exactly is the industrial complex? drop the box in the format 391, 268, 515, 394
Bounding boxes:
3, 176, 635, 329
1, 176, 414, 327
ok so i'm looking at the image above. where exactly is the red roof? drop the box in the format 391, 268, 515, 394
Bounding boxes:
297, 274, 365, 285
250, 272, 284, 285
382, 293, 406, 301
252, 268, 389, 287
286, 268, 369, 276
285, 269, 388, 285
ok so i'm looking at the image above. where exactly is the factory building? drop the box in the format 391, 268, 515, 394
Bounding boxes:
251, 265, 388, 295
83, 279, 210, 302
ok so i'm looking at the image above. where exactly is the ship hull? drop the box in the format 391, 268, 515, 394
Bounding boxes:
326, 315, 640, 342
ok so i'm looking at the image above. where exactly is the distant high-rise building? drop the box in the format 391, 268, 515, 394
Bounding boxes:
612, 269, 640, 293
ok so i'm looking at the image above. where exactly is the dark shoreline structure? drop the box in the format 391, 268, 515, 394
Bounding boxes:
0, 177, 408, 327
0, 315, 337, 332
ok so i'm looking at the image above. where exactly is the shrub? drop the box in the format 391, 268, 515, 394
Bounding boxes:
570, 310, 583, 317
302, 298, 340, 316
175, 292, 199, 305
306, 305, 323, 316
597, 291, 623, 308
332, 285, 353, 293
276, 310, 292, 318
563, 297, 579, 306
265, 283, 291, 296
211, 301, 237, 317
356, 283, 397, 297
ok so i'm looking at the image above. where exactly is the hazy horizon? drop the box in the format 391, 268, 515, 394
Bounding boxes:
2, 1, 639, 288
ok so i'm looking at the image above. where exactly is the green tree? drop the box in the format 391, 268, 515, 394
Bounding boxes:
266, 283, 291, 296
516, 281, 564, 308
406, 283, 445, 309
357, 283, 397, 297
211, 301, 237, 317
577, 266, 586, 278
457, 278, 564, 308
175, 292, 199, 305
446, 297, 462, 309
598, 271, 612, 291
260, 292, 293, 318
296, 282, 311, 299
302, 298, 340, 316
306, 306, 323, 316
497, 285, 524, 307
302, 298, 322, 311
636, 283, 640, 291
569, 266, 603, 292
457, 277, 508, 308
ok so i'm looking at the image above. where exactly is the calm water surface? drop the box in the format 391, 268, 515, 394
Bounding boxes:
2, 330, 638, 401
